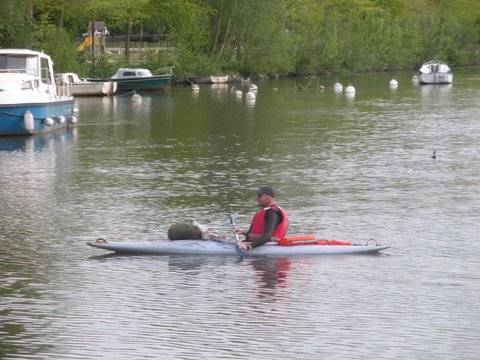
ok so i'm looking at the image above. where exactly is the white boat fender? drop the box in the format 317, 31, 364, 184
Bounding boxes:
245, 91, 256, 99
43, 117, 54, 126
345, 85, 355, 94
57, 115, 66, 124
389, 79, 398, 88
70, 116, 78, 125
23, 111, 34, 131
73, 107, 79, 113
131, 93, 142, 103
333, 82, 343, 92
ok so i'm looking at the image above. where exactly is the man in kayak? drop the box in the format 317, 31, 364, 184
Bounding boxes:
236, 187, 289, 251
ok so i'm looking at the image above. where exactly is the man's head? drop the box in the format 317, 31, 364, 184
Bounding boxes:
256, 186, 275, 206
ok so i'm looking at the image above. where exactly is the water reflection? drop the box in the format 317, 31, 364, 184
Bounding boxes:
101, 95, 117, 113
419, 84, 453, 98
246, 257, 291, 301
2, 70, 480, 359
0, 129, 76, 153
245, 97, 256, 109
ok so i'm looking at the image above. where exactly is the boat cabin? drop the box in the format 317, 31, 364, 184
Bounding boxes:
111, 68, 153, 79
55, 72, 82, 85
419, 61, 451, 74
0, 49, 64, 103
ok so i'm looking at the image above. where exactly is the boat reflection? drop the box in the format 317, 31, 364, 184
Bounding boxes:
420, 83, 453, 98
0, 128, 77, 153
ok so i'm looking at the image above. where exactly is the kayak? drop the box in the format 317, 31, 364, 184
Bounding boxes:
87, 239, 390, 256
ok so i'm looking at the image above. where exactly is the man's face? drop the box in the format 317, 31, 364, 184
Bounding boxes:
256, 193, 268, 207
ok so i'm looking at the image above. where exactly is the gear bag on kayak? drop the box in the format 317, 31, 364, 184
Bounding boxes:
168, 222, 203, 240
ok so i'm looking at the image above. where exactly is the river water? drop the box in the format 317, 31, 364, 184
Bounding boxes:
1, 70, 479, 359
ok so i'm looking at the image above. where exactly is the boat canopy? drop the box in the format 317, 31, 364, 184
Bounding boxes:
111, 68, 153, 79
55, 73, 82, 84
419, 61, 451, 74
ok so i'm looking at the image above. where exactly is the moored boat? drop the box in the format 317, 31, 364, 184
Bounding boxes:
55, 72, 116, 96
418, 61, 453, 84
90, 67, 173, 92
87, 238, 390, 256
0, 49, 76, 136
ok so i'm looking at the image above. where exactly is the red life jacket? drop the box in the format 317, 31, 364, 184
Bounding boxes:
249, 204, 289, 241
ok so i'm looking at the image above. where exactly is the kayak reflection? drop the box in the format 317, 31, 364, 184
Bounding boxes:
247, 257, 291, 301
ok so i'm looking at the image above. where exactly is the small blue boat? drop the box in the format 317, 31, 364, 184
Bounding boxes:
0, 49, 77, 136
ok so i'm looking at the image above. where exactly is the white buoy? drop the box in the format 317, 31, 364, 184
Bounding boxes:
43, 117, 54, 126
23, 111, 34, 131
345, 85, 356, 94
234, 90, 243, 97
333, 82, 343, 92
131, 93, 142, 103
57, 115, 65, 124
389, 79, 398, 88
249, 83, 258, 91
70, 116, 78, 125
191, 84, 200, 92
245, 91, 256, 100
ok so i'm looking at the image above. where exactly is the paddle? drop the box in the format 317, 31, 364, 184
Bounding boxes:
225, 212, 240, 241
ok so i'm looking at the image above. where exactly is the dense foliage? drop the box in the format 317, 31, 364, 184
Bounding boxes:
0, 0, 479, 77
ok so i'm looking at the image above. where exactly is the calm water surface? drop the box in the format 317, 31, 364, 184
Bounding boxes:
1, 70, 479, 359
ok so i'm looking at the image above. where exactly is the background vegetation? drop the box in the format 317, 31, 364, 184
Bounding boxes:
0, 0, 479, 77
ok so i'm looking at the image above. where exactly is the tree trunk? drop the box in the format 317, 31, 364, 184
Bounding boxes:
57, 3, 65, 28
212, 17, 222, 53
218, 18, 231, 59
125, 21, 132, 60
25, 0, 34, 18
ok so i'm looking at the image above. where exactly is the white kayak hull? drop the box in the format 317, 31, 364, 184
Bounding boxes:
87, 240, 390, 256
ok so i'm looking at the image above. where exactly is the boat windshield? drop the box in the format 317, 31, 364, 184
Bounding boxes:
438, 64, 450, 73
137, 70, 152, 77
0, 54, 38, 76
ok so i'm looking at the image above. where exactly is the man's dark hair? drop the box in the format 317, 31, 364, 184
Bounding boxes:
257, 186, 275, 198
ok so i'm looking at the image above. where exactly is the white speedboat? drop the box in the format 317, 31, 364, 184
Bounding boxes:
0, 49, 76, 136
418, 61, 453, 84
56, 72, 116, 96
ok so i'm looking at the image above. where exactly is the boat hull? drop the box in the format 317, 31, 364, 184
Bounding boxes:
0, 100, 75, 136
91, 75, 172, 92
87, 239, 390, 256
419, 73, 453, 84
70, 81, 117, 96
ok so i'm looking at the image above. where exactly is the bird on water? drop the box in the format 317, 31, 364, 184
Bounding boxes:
431, 150, 437, 159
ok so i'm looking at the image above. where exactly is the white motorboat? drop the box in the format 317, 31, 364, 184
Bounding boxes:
56, 72, 116, 96
418, 61, 453, 84
0, 49, 76, 136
